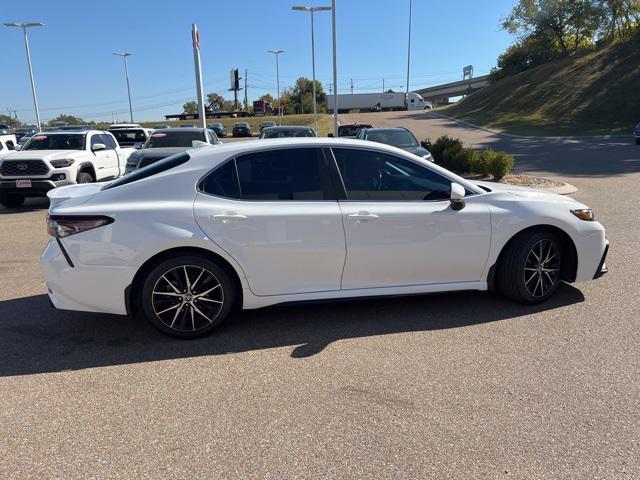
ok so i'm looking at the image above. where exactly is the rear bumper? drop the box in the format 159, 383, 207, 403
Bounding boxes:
0, 178, 72, 196
593, 241, 609, 279
41, 238, 132, 315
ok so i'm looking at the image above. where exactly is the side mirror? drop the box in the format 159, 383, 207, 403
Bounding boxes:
192, 140, 209, 149
91, 143, 106, 152
134, 142, 144, 149
450, 182, 466, 211
421, 139, 431, 150
327, 133, 334, 137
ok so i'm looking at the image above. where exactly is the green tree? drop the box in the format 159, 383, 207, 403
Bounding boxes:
258, 93, 274, 105
290, 77, 327, 114
182, 101, 198, 114
47, 114, 86, 126
206, 93, 225, 111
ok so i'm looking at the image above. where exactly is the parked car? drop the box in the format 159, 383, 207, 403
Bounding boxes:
337, 123, 372, 138
208, 123, 227, 138
14, 127, 38, 141
357, 127, 432, 161
125, 128, 219, 173
153, 125, 170, 130
108, 124, 152, 162
634, 121, 639, 145
180, 124, 196, 128
259, 121, 277, 132
232, 122, 252, 137
46, 125, 91, 131
0, 134, 18, 159
0, 130, 126, 208
41, 137, 608, 338
259, 126, 316, 139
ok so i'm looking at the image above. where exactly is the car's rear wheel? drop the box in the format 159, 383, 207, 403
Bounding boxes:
0, 193, 25, 208
497, 231, 563, 304
140, 256, 235, 338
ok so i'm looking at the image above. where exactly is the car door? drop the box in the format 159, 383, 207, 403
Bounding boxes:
330, 147, 491, 290
89, 134, 117, 179
193, 147, 346, 296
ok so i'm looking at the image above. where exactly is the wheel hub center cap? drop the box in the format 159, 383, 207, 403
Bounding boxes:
184, 294, 193, 302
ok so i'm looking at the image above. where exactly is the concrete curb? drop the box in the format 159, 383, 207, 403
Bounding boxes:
428, 112, 629, 141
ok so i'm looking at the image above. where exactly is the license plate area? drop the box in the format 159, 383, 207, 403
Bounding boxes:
16, 179, 32, 188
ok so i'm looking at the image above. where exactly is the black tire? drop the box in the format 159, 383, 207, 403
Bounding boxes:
496, 230, 563, 304
635, 138, 640, 145
140, 255, 236, 338
76, 171, 93, 184
0, 193, 25, 208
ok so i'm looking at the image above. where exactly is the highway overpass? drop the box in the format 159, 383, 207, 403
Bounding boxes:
416, 75, 490, 105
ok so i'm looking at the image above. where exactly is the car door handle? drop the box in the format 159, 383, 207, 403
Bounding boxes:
348, 211, 379, 221
209, 213, 248, 223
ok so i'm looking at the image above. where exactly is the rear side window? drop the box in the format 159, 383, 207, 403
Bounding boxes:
200, 148, 331, 201
102, 152, 190, 190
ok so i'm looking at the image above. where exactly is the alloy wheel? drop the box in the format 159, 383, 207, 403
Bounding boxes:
151, 265, 224, 332
524, 239, 561, 298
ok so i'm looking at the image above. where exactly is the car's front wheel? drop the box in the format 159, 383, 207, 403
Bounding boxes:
140, 255, 235, 338
497, 230, 563, 304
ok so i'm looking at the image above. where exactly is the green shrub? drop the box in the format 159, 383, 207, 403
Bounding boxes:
469, 150, 490, 176
487, 150, 514, 180
430, 135, 463, 164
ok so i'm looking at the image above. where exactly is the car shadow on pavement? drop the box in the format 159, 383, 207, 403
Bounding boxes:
0, 285, 584, 377
0, 198, 49, 214
0, 284, 584, 377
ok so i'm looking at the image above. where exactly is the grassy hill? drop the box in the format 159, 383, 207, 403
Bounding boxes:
443, 37, 640, 136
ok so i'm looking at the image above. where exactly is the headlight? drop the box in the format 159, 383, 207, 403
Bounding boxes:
50, 159, 75, 168
571, 208, 594, 221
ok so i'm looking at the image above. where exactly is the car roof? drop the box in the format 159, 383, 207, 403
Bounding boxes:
362, 127, 409, 132
33, 130, 107, 136
339, 123, 372, 128
151, 128, 207, 133
262, 126, 312, 131
109, 123, 143, 129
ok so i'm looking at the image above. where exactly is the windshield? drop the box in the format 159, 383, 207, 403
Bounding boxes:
366, 130, 418, 148
339, 126, 363, 137
23, 133, 85, 150
261, 128, 315, 139
144, 131, 205, 148
109, 129, 147, 147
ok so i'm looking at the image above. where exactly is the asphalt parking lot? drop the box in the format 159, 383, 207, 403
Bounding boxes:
1, 111, 639, 478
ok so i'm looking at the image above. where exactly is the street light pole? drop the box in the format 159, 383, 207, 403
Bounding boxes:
405, 0, 413, 107
268, 49, 284, 121
292, 5, 331, 134
331, 0, 338, 136
112, 52, 134, 123
4, 22, 44, 131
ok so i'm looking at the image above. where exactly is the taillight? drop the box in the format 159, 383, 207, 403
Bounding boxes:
46, 215, 114, 238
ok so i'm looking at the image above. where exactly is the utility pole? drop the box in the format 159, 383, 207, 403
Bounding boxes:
331, 0, 338, 136
382, 78, 385, 93
350, 78, 353, 94
405, 0, 413, 107
328, 83, 332, 95
244, 68, 248, 111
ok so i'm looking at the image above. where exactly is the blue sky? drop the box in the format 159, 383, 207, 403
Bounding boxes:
1, 0, 515, 124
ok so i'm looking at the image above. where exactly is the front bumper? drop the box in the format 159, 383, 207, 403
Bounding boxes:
0, 178, 72, 196
593, 241, 609, 279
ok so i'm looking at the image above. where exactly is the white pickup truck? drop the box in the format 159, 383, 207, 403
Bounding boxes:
0, 129, 127, 208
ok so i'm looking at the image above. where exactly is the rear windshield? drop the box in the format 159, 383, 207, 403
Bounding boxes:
23, 134, 85, 150
102, 152, 190, 190
366, 130, 418, 148
261, 128, 315, 139
338, 126, 363, 137
145, 131, 205, 148
109, 129, 147, 146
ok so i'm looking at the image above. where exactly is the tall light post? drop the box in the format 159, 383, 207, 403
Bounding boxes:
405, 0, 413, 107
292, 5, 331, 133
331, 0, 338, 136
268, 49, 284, 121
112, 52, 134, 123
4, 22, 44, 131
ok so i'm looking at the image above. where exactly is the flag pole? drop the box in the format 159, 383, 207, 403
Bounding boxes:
192, 24, 206, 128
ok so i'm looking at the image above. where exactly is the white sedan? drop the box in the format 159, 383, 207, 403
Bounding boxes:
41, 138, 608, 338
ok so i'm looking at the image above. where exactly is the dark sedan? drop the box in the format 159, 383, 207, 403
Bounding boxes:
209, 123, 227, 138
232, 122, 252, 137
356, 127, 433, 161
259, 126, 316, 139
